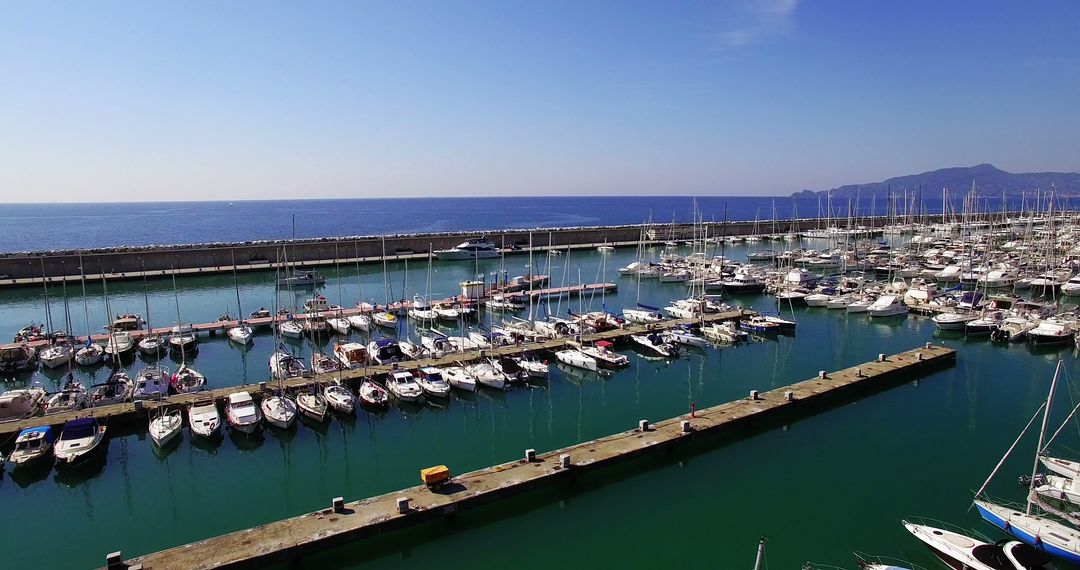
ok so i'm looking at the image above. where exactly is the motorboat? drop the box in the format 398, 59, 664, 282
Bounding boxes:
103, 331, 135, 359
1033, 472, 1080, 507
555, 349, 598, 371
225, 391, 262, 433
358, 379, 391, 407
965, 312, 1003, 336
295, 387, 329, 422
408, 295, 439, 321
0, 344, 37, 372
416, 366, 452, 398
826, 294, 856, 310
803, 290, 835, 307
269, 349, 306, 380
580, 341, 629, 368
278, 317, 304, 339
443, 366, 477, 392
487, 296, 525, 312
977, 269, 1017, 289
904, 520, 1052, 570
168, 323, 198, 354
333, 342, 369, 370
868, 295, 908, 318
261, 391, 298, 429
170, 364, 207, 394
1028, 318, 1075, 346
368, 339, 407, 365
434, 238, 501, 260
432, 303, 461, 322
775, 288, 809, 304
43, 378, 88, 415
0, 386, 46, 420
468, 361, 506, 390
54, 417, 107, 466
89, 370, 134, 406
701, 321, 748, 343
187, 398, 222, 438
7, 426, 56, 468
622, 303, 665, 324
932, 311, 978, 331
1062, 276, 1080, 297
491, 356, 527, 383
301, 313, 330, 336
302, 294, 329, 313
845, 297, 875, 314
957, 291, 985, 311
739, 316, 781, 334
630, 332, 679, 357
762, 314, 797, 330
322, 382, 354, 413
149, 408, 183, 447
991, 316, 1036, 342
512, 354, 549, 378
132, 365, 171, 400
386, 371, 423, 401
663, 326, 710, 348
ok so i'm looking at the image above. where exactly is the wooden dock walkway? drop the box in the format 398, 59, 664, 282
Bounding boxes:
0, 310, 751, 440
109, 343, 956, 570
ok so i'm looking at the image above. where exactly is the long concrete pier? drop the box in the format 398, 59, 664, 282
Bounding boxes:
109, 343, 955, 570
0, 309, 752, 441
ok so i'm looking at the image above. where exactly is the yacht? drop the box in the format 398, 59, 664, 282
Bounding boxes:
368, 339, 407, 365
277, 270, 326, 288
416, 367, 452, 398
225, 391, 262, 433
904, 520, 1052, 570
386, 371, 423, 401
54, 417, 107, 467
932, 310, 979, 331
868, 295, 908, 318
434, 238, 501, 260
187, 398, 222, 438
720, 270, 766, 294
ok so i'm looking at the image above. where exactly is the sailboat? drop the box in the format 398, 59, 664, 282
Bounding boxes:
74, 255, 105, 366
167, 273, 206, 393
137, 269, 166, 356
974, 361, 1080, 564
148, 404, 183, 447
227, 257, 254, 345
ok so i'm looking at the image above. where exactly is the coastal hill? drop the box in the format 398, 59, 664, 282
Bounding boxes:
792, 163, 1080, 199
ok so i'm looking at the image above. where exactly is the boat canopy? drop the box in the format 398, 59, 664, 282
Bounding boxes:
636, 303, 661, 312
17, 426, 55, 442
595, 341, 614, 348
61, 418, 98, 439
374, 338, 397, 348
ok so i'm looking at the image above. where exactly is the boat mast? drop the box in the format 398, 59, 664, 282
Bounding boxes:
752, 537, 766, 570
1028, 360, 1063, 514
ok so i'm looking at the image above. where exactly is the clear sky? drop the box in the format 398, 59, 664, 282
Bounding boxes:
2, 0, 1079, 202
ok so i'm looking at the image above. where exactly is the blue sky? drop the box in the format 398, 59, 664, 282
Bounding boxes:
2, 0, 1079, 201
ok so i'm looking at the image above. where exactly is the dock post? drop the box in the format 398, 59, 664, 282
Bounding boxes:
560, 454, 571, 468
332, 497, 345, 513
878, 353, 886, 362
817, 370, 826, 379
638, 419, 650, 432
925, 342, 932, 349
106, 551, 123, 570
680, 420, 691, 433
397, 497, 410, 513
133, 400, 144, 411
259, 381, 267, 390
524, 448, 536, 462
749, 390, 759, 400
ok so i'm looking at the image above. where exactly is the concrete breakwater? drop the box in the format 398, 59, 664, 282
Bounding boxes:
0, 216, 883, 285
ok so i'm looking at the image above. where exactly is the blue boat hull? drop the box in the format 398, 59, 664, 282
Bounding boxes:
976, 503, 1080, 565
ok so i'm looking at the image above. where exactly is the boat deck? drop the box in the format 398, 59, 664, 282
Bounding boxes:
111, 343, 956, 569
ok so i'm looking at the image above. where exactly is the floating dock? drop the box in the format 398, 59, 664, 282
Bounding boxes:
109, 343, 955, 570
0, 309, 750, 440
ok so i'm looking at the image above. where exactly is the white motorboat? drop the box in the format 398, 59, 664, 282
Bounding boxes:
333, 342, 368, 370
54, 417, 106, 466
296, 388, 329, 422
7, 426, 56, 467
1028, 318, 1076, 346
580, 341, 629, 368
0, 386, 46, 420
187, 398, 222, 438
513, 355, 549, 378
434, 238, 501, 260
443, 366, 477, 391
803, 292, 834, 307
324, 383, 355, 413
905, 520, 1052, 570
408, 295, 439, 321
701, 321, 747, 343
133, 365, 170, 401
826, 294, 856, 310
467, 362, 506, 390
225, 391, 262, 433
89, 371, 134, 406
387, 371, 423, 401
622, 305, 664, 324
932, 311, 978, 331
138, 334, 167, 355
277, 270, 326, 288
432, 303, 460, 322
868, 295, 908, 318
310, 352, 343, 375
170, 364, 207, 394
555, 349, 598, 371
775, 288, 809, 304
992, 316, 1036, 342
631, 333, 679, 357
1034, 472, 1080, 507
663, 326, 710, 347
261, 392, 298, 429
487, 296, 525, 312
965, 312, 1003, 336
149, 408, 183, 447
368, 339, 407, 365
302, 294, 330, 313
269, 349, 306, 380
417, 366, 452, 398
372, 311, 398, 329
43, 378, 88, 415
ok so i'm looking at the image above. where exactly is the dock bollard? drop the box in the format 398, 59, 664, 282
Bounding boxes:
332, 497, 345, 513
397, 497, 410, 514
785, 391, 795, 401
925, 342, 932, 349
560, 454, 571, 468
749, 390, 759, 400
259, 381, 267, 390
133, 400, 144, 411
525, 448, 536, 462
917, 352, 924, 361
106, 551, 123, 570
817, 370, 826, 380
878, 353, 886, 362
680, 420, 691, 433
638, 419, 650, 432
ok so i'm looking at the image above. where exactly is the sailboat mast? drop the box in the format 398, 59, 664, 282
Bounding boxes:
752, 537, 766, 570
1028, 360, 1063, 514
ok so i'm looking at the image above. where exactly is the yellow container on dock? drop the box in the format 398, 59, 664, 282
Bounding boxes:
420, 465, 451, 486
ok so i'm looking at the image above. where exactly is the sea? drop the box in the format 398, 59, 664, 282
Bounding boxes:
0, 194, 1026, 252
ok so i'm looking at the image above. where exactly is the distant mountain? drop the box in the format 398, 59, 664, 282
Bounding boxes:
792, 164, 1080, 199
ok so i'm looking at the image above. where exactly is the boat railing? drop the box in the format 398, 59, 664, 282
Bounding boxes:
900, 515, 995, 543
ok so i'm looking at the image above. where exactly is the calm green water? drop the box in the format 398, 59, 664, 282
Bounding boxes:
1, 243, 1078, 569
